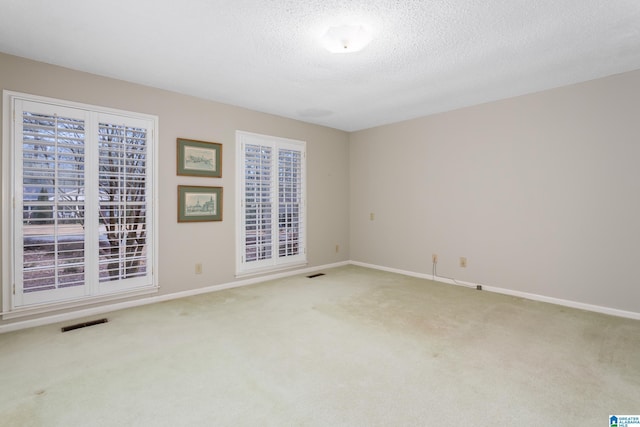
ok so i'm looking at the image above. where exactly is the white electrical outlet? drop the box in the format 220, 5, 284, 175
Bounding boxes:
195, 263, 203, 274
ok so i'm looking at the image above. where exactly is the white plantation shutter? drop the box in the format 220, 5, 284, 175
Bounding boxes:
278, 148, 303, 258
19, 107, 88, 305
98, 119, 149, 287
237, 131, 306, 275
5, 92, 158, 312
244, 143, 274, 263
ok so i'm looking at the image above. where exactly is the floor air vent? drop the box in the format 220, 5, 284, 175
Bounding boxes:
307, 273, 326, 279
61, 318, 108, 333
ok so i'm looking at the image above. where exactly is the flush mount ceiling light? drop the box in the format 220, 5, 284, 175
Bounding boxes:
321, 24, 372, 53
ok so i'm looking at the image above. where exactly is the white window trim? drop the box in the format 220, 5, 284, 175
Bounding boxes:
2, 90, 159, 319
235, 130, 307, 277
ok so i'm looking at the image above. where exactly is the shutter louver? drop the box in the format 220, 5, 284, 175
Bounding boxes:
278, 149, 302, 257
244, 143, 273, 262
98, 122, 148, 282
22, 112, 86, 293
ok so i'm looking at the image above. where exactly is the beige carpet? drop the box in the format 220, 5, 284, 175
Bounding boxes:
1, 265, 638, 426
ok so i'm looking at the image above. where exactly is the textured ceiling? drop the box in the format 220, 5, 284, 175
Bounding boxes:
1, 0, 640, 131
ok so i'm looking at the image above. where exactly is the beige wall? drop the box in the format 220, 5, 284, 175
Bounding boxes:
0, 53, 350, 326
350, 69, 640, 313
3, 51, 639, 327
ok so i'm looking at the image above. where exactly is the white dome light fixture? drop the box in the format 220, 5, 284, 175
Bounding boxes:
321, 24, 372, 53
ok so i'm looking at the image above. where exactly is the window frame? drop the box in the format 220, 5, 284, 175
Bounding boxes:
235, 130, 307, 276
2, 90, 159, 319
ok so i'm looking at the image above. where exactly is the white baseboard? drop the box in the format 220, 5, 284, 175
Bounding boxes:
480, 284, 640, 320
3, 259, 637, 333
349, 261, 640, 320
0, 261, 350, 334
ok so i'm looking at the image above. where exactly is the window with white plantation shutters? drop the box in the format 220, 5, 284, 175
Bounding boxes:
3, 91, 158, 314
236, 131, 306, 275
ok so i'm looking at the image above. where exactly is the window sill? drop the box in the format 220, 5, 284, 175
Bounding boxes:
235, 261, 308, 279
2, 285, 159, 320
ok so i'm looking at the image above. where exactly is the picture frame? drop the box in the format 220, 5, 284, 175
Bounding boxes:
177, 138, 222, 178
178, 185, 223, 222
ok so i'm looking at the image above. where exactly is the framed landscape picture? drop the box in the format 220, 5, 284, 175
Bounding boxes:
177, 138, 222, 177
178, 185, 223, 222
